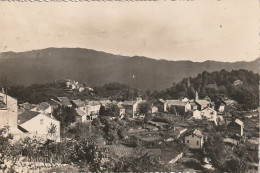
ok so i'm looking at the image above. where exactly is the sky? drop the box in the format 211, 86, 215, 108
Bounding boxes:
0, 0, 259, 62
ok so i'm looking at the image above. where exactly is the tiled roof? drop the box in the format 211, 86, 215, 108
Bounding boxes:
71, 99, 85, 107
112, 100, 119, 105
201, 107, 216, 112
85, 100, 101, 106
224, 100, 237, 105
193, 129, 203, 138
99, 100, 112, 105
195, 100, 210, 106
76, 108, 86, 117
20, 102, 36, 110
18, 111, 40, 125
117, 104, 125, 109
121, 101, 136, 106
57, 97, 71, 106
166, 100, 186, 106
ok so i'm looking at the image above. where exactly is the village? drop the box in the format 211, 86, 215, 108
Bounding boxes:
0, 78, 259, 172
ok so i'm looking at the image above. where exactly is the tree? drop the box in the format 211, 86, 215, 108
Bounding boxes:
167, 105, 176, 115
106, 104, 120, 117
204, 132, 226, 170
53, 106, 77, 128
47, 123, 57, 141
137, 102, 151, 115
187, 86, 196, 99
99, 105, 106, 116
117, 127, 127, 139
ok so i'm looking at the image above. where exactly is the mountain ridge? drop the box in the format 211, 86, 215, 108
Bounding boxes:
0, 48, 258, 91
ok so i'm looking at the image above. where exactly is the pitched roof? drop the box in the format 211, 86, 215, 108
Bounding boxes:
76, 108, 86, 117
117, 104, 125, 109
112, 100, 119, 105
18, 111, 59, 125
186, 129, 203, 138
99, 100, 112, 105
57, 97, 71, 106
121, 101, 136, 106
195, 99, 210, 106
18, 111, 40, 125
85, 100, 100, 106
201, 107, 216, 112
71, 99, 85, 107
223, 99, 237, 105
193, 129, 203, 138
166, 100, 186, 106
20, 102, 36, 110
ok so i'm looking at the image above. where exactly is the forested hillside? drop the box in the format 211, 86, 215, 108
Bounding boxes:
151, 69, 259, 110
7, 82, 137, 104
0, 48, 258, 91
7, 69, 259, 110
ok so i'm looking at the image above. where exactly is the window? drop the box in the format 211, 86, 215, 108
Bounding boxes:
197, 141, 199, 145
40, 119, 43, 125
187, 140, 189, 143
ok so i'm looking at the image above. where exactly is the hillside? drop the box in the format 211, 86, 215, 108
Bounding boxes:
152, 69, 259, 110
0, 48, 258, 91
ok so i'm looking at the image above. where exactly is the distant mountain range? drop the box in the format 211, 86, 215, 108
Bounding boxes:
0, 48, 258, 91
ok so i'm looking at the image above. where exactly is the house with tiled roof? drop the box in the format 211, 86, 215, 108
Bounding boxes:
18, 111, 60, 142
121, 99, 146, 118
18, 102, 36, 112
84, 100, 101, 116
227, 119, 244, 137
184, 129, 204, 149
71, 99, 85, 108
201, 107, 218, 125
153, 99, 166, 112
31, 102, 52, 115
164, 99, 192, 113
195, 99, 211, 111
56, 97, 72, 107
99, 100, 112, 110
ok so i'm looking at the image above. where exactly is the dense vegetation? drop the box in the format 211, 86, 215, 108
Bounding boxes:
7, 82, 138, 104
150, 69, 259, 110
6, 69, 259, 111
